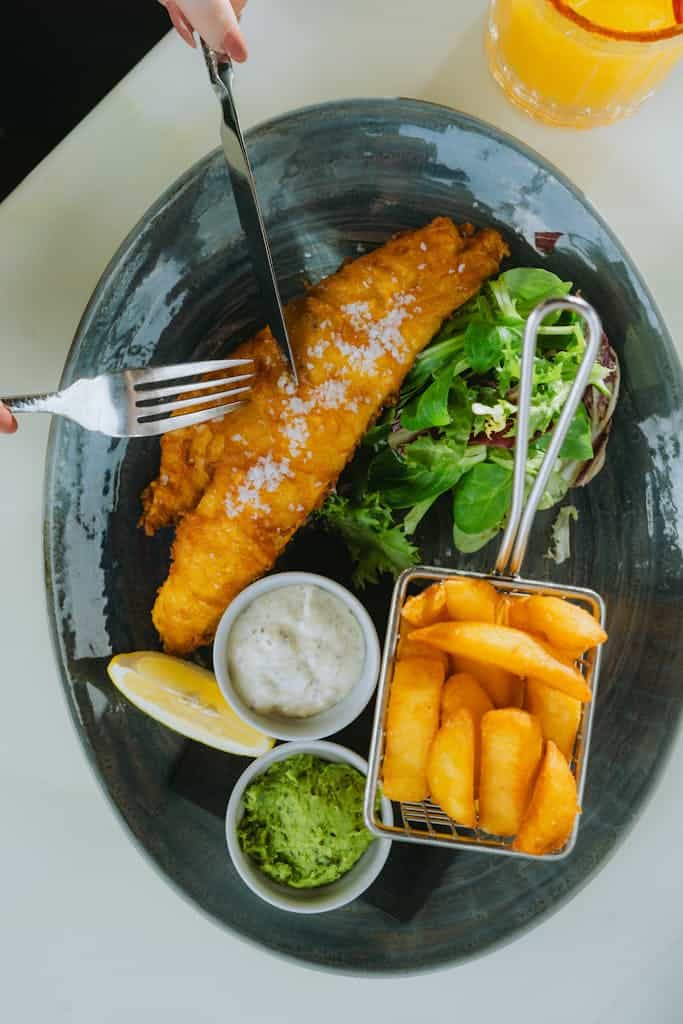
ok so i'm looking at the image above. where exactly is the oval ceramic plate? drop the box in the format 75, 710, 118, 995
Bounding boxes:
44, 99, 683, 974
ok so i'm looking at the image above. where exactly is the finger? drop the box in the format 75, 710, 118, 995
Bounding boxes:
0, 404, 18, 434
160, 1, 197, 48
174, 0, 248, 61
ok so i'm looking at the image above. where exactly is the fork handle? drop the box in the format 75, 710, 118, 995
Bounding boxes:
2, 392, 65, 415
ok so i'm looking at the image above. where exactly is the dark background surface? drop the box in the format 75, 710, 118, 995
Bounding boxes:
1, 2, 168, 202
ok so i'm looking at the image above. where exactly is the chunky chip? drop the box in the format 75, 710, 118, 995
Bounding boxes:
443, 577, 499, 623
451, 653, 522, 708
382, 657, 444, 802
397, 628, 449, 674
401, 583, 447, 628
495, 594, 513, 626
513, 740, 580, 855
508, 594, 606, 659
427, 709, 476, 828
525, 678, 582, 761
441, 673, 493, 791
441, 673, 494, 725
479, 709, 543, 836
412, 622, 592, 703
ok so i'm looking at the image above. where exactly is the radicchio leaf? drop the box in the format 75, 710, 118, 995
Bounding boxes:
573, 333, 621, 487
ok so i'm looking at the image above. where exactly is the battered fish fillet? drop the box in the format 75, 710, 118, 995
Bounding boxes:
146, 218, 508, 653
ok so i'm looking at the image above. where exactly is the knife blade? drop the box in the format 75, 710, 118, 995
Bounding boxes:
201, 43, 298, 384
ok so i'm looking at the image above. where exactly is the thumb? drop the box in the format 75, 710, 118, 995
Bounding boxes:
173, 0, 248, 61
0, 403, 18, 434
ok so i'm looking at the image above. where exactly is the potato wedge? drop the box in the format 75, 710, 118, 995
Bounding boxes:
443, 577, 499, 623
397, 631, 449, 674
427, 709, 476, 827
441, 673, 494, 725
508, 594, 607, 659
479, 709, 543, 836
382, 657, 444, 802
401, 583, 447, 628
441, 673, 493, 791
495, 594, 513, 626
525, 678, 581, 761
451, 653, 522, 708
513, 740, 580, 855
412, 622, 592, 703
506, 595, 531, 632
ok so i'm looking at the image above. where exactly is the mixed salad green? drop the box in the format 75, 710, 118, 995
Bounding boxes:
317, 267, 620, 586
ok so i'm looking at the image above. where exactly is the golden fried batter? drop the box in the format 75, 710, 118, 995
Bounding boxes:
146, 218, 508, 653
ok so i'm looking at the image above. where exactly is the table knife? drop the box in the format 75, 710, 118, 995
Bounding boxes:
201, 42, 298, 383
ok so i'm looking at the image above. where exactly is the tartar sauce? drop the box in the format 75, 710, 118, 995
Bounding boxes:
227, 584, 365, 718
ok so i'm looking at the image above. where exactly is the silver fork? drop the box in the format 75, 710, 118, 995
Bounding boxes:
2, 359, 253, 437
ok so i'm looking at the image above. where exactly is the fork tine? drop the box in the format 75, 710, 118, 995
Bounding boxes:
128, 358, 253, 388
134, 372, 254, 405
137, 400, 248, 435
137, 384, 252, 420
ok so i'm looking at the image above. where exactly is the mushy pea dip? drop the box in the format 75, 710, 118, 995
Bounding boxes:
237, 754, 376, 888
227, 583, 365, 718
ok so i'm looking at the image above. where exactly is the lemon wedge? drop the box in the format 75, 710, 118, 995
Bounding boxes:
107, 652, 274, 756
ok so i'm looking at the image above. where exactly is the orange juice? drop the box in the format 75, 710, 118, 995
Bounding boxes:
487, 0, 683, 128
568, 0, 676, 32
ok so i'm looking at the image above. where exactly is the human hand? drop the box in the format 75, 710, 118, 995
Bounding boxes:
0, 403, 17, 434
160, 0, 249, 62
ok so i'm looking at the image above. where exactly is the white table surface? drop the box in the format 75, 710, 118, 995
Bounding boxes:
2, 2, 682, 1019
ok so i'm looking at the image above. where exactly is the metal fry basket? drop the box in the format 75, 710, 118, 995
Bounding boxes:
364, 296, 607, 861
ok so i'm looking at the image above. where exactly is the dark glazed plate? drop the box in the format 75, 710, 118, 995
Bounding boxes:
44, 99, 683, 974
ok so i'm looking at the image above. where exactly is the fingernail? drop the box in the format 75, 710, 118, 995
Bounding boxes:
223, 31, 248, 62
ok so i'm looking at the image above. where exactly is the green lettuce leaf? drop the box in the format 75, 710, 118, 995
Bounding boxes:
443, 377, 475, 444
400, 334, 467, 399
361, 421, 391, 449
559, 404, 594, 461
316, 493, 418, 587
464, 320, 504, 374
495, 268, 572, 318
367, 437, 468, 508
453, 460, 513, 535
401, 362, 455, 431
452, 522, 499, 554
544, 505, 579, 565
537, 469, 571, 510
403, 496, 438, 536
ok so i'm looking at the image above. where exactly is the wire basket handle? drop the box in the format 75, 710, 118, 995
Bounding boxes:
494, 295, 603, 577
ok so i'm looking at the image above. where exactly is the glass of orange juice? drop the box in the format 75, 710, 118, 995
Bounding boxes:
487, 0, 683, 128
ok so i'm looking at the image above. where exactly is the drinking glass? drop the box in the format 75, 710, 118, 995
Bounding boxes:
487, 0, 683, 128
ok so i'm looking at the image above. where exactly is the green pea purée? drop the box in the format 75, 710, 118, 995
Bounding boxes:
237, 754, 376, 888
